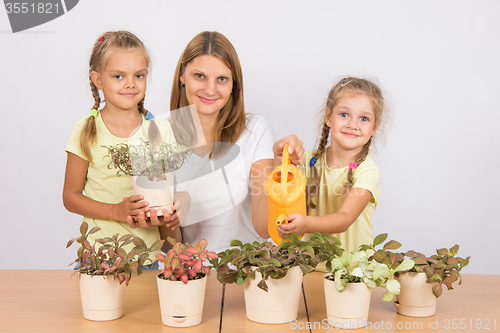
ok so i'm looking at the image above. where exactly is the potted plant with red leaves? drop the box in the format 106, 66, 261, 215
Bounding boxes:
66, 222, 164, 321
365, 234, 470, 317
155, 237, 218, 327
210, 232, 342, 324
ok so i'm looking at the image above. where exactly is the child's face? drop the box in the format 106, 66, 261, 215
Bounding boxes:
326, 94, 379, 153
92, 48, 148, 113
180, 55, 233, 119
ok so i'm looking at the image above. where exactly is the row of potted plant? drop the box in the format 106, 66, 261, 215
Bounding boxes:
67, 222, 217, 325
68, 225, 469, 328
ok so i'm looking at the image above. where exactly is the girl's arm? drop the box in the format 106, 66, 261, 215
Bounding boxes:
62, 152, 152, 226
277, 188, 373, 238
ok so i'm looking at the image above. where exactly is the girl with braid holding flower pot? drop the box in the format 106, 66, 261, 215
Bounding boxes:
277, 77, 386, 258
63, 31, 180, 266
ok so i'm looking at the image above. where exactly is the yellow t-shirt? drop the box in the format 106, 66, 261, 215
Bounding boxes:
65, 113, 176, 260
301, 149, 381, 270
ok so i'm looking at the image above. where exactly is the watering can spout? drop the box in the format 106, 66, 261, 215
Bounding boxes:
265, 144, 306, 245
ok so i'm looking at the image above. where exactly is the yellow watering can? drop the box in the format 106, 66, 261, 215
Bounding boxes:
266, 144, 306, 245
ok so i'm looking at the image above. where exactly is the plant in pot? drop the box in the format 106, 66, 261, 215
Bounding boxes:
155, 237, 218, 327
210, 232, 343, 324
324, 234, 415, 329
366, 234, 471, 317
66, 222, 164, 321
102, 140, 191, 216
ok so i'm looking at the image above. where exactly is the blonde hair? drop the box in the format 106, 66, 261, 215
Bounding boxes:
169, 31, 246, 159
306, 77, 385, 209
80, 30, 160, 160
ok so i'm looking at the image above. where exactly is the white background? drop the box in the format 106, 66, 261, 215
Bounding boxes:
0, 1, 498, 274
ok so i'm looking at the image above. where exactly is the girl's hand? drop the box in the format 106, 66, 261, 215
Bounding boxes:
273, 134, 305, 166
277, 213, 308, 239
164, 191, 191, 231
123, 195, 168, 229
118, 195, 149, 224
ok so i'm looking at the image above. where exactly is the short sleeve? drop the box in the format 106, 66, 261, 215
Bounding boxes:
248, 114, 275, 164
351, 158, 382, 201
65, 118, 89, 161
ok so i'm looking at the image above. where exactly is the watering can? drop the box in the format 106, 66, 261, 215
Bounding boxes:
266, 144, 306, 245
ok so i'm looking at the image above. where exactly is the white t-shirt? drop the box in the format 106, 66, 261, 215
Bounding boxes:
176, 114, 275, 253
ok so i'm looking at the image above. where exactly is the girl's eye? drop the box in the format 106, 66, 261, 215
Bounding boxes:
136, 74, 144, 79
339, 112, 348, 118
114, 75, 123, 79
360, 116, 369, 122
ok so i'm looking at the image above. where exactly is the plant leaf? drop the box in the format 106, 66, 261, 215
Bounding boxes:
394, 259, 415, 273
373, 233, 388, 247
80, 222, 88, 236
383, 240, 402, 251
432, 283, 443, 298
382, 290, 394, 302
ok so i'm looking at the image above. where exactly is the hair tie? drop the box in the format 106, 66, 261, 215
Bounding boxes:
145, 111, 154, 120
309, 157, 317, 167
341, 79, 352, 87
90, 109, 98, 118
348, 161, 357, 170
98, 36, 105, 42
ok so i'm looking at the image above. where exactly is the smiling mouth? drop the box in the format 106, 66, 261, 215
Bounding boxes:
198, 96, 218, 104
342, 132, 359, 138
121, 93, 138, 98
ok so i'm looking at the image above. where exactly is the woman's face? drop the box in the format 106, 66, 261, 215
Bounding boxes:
180, 55, 233, 118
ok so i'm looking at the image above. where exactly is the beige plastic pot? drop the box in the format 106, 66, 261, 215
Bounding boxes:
156, 273, 207, 327
131, 172, 174, 216
243, 266, 303, 324
323, 274, 372, 329
394, 272, 437, 317
79, 274, 126, 321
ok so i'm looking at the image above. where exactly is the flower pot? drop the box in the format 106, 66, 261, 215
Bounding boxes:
394, 272, 437, 317
243, 265, 303, 324
323, 274, 372, 329
131, 172, 174, 216
79, 273, 126, 321
156, 273, 207, 327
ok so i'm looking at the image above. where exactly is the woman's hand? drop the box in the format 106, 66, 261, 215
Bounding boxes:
273, 134, 305, 166
277, 213, 309, 239
164, 191, 191, 231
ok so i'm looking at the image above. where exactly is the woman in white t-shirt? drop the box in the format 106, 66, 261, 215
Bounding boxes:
136, 31, 304, 253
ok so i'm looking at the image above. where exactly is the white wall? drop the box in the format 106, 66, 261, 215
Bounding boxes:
1, 0, 498, 274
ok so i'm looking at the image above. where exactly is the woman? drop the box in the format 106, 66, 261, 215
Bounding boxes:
140, 31, 304, 253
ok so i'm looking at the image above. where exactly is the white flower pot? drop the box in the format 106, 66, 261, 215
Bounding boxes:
243, 265, 303, 324
323, 274, 372, 329
131, 172, 174, 216
394, 272, 437, 317
79, 273, 126, 321
156, 273, 207, 327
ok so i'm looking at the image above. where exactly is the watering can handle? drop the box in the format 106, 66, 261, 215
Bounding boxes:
281, 144, 289, 206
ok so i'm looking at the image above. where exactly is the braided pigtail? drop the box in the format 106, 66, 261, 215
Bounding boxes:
342, 137, 372, 194
306, 122, 331, 209
138, 96, 161, 148
79, 74, 102, 160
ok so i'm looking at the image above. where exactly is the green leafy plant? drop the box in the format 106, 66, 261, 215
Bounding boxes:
210, 232, 343, 292
365, 234, 471, 298
67, 222, 164, 285
326, 241, 415, 301
156, 237, 218, 284
102, 140, 191, 181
